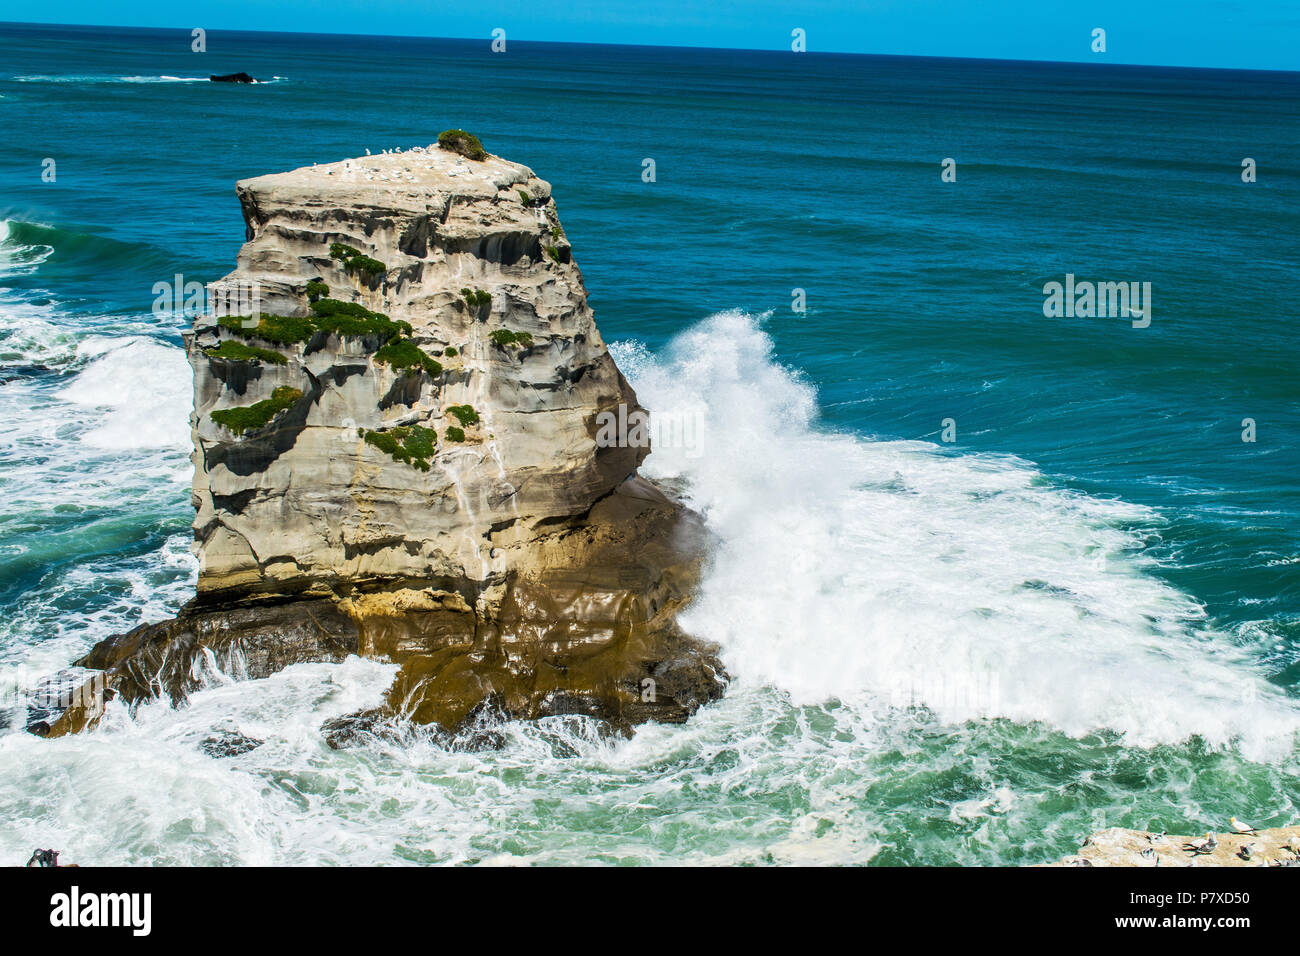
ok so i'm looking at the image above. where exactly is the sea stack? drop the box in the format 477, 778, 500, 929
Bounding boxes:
31, 138, 727, 738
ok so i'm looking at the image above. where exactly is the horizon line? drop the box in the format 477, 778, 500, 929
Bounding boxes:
2, 18, 1298, 76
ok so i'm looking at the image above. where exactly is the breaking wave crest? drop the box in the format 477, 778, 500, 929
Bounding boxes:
612, 310, 1300, 759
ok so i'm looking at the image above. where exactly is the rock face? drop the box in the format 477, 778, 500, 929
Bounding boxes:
194, 147, 644, 602
32, 142, 726, 739
1052, 825, 1300, 867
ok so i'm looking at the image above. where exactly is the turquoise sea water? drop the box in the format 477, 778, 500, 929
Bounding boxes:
0, 22, 1297, 865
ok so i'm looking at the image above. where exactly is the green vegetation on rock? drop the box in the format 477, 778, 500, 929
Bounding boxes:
446, 404, 479, 427
444, 426, 466, 443
305, 279, 329, 300
443, 346, 457, 357
544, 244, 561, 263
518, 189, 532, 206
437, 129, 487, 161
204, 340, 289, 365
346, 255, 386, 278
329, 242, 386, 279
210, 386, 303, 436
460, 288, 491, 311
221, 297, 441, 381
363, 424, 437, 471
489, 328, 534, 348
375, 338, 443, 377
219, 299, 410, 345
218, 313, 317, 345
309, 298, 412, 339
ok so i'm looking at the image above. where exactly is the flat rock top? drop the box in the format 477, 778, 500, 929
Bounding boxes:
1052, 825, 1300, 867
237, 144, 539, 204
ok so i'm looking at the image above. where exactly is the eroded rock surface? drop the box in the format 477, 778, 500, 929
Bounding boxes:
1052, 825, 1300, 867
34, 142, 726, 739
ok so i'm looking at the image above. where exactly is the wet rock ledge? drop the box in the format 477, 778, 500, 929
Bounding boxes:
29, 135, 727, 740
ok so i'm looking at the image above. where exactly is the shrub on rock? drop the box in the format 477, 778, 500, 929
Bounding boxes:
437, 129, 487, 161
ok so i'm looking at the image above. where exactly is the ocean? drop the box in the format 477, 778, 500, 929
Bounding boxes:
0, 21, 1297, 865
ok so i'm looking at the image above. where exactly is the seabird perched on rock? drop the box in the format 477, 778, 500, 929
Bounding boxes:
26, 849, 59, 867
1229, 816, 1258, 834
1183, 832, 1217, 855
1147, 831, 1167, 845
1238, 843, 1255, 861
1140, 847, 1160, 865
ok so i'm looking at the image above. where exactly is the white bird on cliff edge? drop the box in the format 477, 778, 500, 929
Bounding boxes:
1229, 816, 1257, 834
1183, 832, 1216, 855
1147, 831, 1167, 845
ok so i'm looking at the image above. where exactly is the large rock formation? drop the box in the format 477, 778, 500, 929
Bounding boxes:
30, 141, 727, 739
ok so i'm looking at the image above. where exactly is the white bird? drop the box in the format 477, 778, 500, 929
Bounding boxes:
1229, 817, 1257, 834
1287, 836, 1300, 856
1238, 843, 1255, 861
1184, 832, 1217, 855
1147, 831, 1167, 845
1140, 847, 1159, 865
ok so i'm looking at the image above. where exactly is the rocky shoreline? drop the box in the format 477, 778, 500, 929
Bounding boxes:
1053, 825, 1300, 867
29, 135, 727, 740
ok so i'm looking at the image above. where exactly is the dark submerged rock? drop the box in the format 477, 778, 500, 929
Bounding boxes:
199, 730, 265, 758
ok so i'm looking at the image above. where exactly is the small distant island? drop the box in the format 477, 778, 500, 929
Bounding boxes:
210, 71, 256, 83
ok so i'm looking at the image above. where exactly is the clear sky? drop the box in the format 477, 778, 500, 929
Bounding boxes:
2, 0, 1297, 71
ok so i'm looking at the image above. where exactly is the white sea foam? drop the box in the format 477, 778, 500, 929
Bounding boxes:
125, 75, 209, 83
612, 310, 1300, 759
57, 339, 192, 450
13, 75, 283, 85
16, 74, 206, 84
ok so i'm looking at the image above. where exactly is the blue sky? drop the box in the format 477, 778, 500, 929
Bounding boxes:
2, 0, 1297, 71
